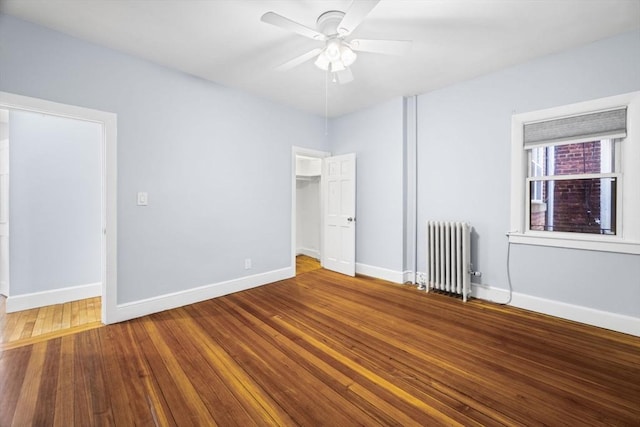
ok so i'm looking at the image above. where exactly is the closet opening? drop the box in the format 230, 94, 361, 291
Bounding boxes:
291, 147, 329, 276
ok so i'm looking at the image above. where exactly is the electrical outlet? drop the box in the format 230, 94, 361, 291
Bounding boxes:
244, 258, 252, 270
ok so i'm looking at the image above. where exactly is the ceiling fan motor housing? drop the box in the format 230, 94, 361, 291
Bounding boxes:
316, 10, 346, 36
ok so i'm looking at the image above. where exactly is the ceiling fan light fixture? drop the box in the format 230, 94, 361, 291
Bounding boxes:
314, 53, 330, 71
340, 45, 357, 67
315, 41, 357, 72
324, 39, 342, 62
330, 60, 346, 72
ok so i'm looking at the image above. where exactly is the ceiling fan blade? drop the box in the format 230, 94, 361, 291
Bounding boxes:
337, 0, 381, 36
261, 12, 326, 41
275, 48, 324, 71
336, 67, 354, 84
349, 39, 412, 55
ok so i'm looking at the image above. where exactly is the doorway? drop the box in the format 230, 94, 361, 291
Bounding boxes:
0, 91, 117, 331
292, 147, 329, 276
291, 147, 357, 277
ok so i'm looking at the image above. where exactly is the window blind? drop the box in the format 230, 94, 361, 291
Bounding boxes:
523, 107, 627, 148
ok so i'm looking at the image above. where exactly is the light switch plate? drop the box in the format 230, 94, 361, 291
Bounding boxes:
137, 192, 148, 206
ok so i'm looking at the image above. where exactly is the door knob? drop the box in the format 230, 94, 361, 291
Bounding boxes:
347, 217, 355, 222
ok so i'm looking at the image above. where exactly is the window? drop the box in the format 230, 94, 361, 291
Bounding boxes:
528, 140, 617, 235
509, 91, 640, 254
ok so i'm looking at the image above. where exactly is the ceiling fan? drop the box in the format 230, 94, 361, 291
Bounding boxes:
261, 0, 412, 84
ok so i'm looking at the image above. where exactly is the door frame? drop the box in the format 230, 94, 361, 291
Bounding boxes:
0, 91, 117, 324
0, 110, 8, 297
291, 146, 330, 273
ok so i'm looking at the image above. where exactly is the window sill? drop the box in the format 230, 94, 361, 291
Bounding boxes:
507, 232, 640, 255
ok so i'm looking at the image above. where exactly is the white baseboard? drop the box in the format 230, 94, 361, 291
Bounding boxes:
470, 282, 511, 303
510, 292, 640, 337
111, 267, 294, 324
296, 248, 320, 259
470, 282, 640, 337
6, 282, 102, 313
355, 263, 404, 284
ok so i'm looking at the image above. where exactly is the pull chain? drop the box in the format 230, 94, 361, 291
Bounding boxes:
325, 70, 329, 136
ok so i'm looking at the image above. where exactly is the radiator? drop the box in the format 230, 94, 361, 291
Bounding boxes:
425, 221, 471, 302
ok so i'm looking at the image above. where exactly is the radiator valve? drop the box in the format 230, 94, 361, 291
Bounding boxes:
416, 272, 427, 289
470, 270, 482, 277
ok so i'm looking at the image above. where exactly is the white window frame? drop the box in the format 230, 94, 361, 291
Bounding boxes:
509, 91, 640, 255
529, 147, 545, 203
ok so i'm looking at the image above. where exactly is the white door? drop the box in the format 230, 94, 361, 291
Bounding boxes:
0, 110, 9, 296
322, 153, 356, 276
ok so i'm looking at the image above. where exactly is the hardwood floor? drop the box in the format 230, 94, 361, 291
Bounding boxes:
296, 255, 321, 275
0, 296, 102, 351
1, 269, 638, 425
0, 253, 318, 351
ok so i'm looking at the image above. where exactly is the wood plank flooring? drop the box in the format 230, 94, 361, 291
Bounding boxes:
1, 269, 639, 425
0, 296, 102, 351
0, 253, 317, 352
296, 255, 321, 275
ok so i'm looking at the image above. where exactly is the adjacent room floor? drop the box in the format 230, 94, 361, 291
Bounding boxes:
295, 254, 321, 275
0, 295, 102, 351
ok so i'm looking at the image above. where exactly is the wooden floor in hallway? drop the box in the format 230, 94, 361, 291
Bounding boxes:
0, 296, 102, 351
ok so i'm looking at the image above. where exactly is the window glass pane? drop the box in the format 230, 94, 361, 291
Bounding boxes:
528, 140, 615, 177
529, 178, 616, 235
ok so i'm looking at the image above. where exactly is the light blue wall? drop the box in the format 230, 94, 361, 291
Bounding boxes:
0, 14, 327, 304
9, 110, 102, 294
416, 30, 640, 317
328, 98, 405, 272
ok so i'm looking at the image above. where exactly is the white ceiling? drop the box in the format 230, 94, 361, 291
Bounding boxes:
2, 0, 639, 117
